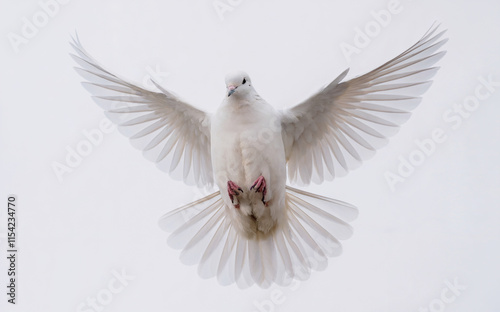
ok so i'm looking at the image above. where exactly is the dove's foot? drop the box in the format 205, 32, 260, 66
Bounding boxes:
250, 175, 267, 205
227, 181, 243, 208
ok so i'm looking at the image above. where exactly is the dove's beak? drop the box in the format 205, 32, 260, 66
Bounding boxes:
227, 85, 237, 97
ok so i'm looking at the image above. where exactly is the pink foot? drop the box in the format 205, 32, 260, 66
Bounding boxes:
250, 175, 267, 205
227, 181, 243, 208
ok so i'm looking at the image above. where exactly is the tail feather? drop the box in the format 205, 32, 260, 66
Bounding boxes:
159, 191, 221, 233
260, 234, 278, 286
235, 236, 254, 288
286, 186, 358, 222
236, 238, 257, 288
289, 202, 342, 257
216, 225, 237, 285
281, 222, 311, 281
159, 186, 358, 288
248, 238, 264, 286
273, 230, 295, 284
197, 217, 230, 278
179, 207, 224, 265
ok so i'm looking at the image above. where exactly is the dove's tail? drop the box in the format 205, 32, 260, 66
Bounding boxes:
159, 186, 358, 288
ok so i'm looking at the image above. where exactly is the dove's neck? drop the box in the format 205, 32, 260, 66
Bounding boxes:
225, 88, 262, 107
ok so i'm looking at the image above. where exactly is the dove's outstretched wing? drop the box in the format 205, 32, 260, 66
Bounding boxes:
281, 26, 447, 185
71, 35, 213, 187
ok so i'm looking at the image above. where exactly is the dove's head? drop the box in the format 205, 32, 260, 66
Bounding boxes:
225, 70, 252, 98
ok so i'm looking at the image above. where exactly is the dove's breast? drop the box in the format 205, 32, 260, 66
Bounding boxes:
211, 103, 286, 186
211, 101, 287, 233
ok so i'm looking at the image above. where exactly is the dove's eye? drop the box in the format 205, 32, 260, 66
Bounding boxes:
242, 78, 246, 84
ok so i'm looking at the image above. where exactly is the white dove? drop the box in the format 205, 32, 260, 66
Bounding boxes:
71, 25, 446, 288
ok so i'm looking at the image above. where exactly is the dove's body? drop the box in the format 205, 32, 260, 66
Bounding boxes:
211, 90, 286, 238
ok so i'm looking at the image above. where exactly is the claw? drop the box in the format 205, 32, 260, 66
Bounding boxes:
250, 175, 267, 205
227, 181, 243, 208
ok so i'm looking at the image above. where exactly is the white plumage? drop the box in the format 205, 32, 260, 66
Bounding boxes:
71, 25, 446, 288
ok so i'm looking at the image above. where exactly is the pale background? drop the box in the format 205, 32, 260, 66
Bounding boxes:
1, 0, 499, 311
